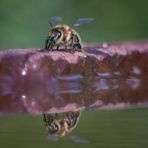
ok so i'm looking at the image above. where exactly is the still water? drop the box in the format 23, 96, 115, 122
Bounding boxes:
0, 109, 148, 148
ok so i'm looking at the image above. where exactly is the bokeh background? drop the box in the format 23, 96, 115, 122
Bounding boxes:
0, 0, 148, 148
1, 0, 148, 50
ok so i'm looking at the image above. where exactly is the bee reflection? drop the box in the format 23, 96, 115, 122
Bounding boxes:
43, 111, 81, 137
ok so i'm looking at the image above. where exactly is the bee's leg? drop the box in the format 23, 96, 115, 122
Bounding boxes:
48, 40, 55, 50
43, 113, 47, 123
70, 35, 83, 52
76, 43, 83, 52
69, 36, 75, 51
63, 38, 68, 51
73, 43, 83, 52
44, 38, 50, 50
44, 38, 52, 51
65, 44, 68, 51
47, 114, 54, 124
56, 45, 60, 51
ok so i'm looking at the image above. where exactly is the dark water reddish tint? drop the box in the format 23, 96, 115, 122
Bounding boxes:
0, 41, 148, 114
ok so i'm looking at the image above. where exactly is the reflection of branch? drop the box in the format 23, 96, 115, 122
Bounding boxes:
0, 40, 148, 115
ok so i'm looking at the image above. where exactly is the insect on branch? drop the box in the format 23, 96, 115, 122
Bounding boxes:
0, 40, 148, 115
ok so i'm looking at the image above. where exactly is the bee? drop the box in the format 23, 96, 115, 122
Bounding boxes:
44, 16, 94, 52
43, 111, 81, 137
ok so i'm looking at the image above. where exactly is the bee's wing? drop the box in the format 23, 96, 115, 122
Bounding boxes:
49, 16, 63, 27
72, 18, 94, 27
70, 135, 89, 144
47, 135, 59, 141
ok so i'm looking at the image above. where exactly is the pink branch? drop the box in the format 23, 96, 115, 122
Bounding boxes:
0, 41, 148, 115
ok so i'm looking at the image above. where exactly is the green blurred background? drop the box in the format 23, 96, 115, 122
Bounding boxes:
0, 109, 148, 148
0, 0, 148, 148
1, 0, 148, 50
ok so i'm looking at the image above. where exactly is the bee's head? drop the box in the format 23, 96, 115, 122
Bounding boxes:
45, 119, 69, 137
45, 120, 61, 135
43, 112, 81, 137
48, 28, 62, 43
48, 24, 71, 45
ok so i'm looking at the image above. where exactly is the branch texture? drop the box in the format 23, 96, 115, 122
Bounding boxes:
0, 41, 148, 114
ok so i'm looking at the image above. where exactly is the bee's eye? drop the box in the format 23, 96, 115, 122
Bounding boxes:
54, 31, 61, 39
49, 123, 59, 133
